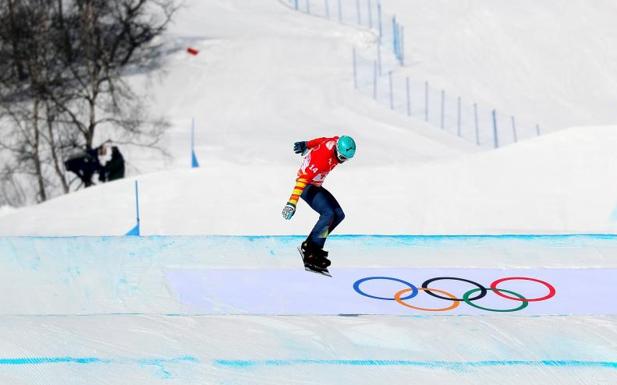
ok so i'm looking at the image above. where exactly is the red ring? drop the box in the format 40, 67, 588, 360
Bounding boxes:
490, 277, 556, 302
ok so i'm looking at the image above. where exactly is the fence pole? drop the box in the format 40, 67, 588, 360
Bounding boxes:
377, 2, 383, 42
367, 0, 373, 29
191, 116, 195, 155
511, 116, 517, 143
536, 124, 541, 136
337, 0, 342, 22
356, 0, 361, 24
372, 60, 377, 100
294, 0, 299, 10
457, 96, 461, 137
306, 0, 310, 13
134, 181, 140, 229
388, 71, 394, 109
377, 42, 382, 75
126, 180, 141, 236
474, 103, 479, 145
425, 81, 429, 122
406, 77, 411, 116
191, 118, 200, 168
325, 0, 330, 18
392, 16, 397, 54
399, 25, 405, 65
353, 48, 358, 89
492, 109, 499, 148
440, 89, 445, 129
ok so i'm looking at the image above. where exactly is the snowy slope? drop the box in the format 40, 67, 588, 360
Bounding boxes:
3, 0, 617, 230
119, 0, 476, 175
383, 0, 617, 130
0, 125, 615, 235
2, 1, 616, 234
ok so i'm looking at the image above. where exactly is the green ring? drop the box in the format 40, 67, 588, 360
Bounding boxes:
463, 288, 529, 313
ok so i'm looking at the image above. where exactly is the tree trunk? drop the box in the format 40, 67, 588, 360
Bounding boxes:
46, 103, 69, 193
86, 95, 96, 147
6, 0, 27, 80
84, 0, 97, 148
56, 0, 73, 63
32, 98, 47, 202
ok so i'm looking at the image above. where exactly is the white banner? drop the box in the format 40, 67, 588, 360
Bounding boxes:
165, 268, 617, 315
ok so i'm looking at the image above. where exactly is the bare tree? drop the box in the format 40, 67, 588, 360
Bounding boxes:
0, 0, 177, 205
53, 0, 176, 148
0, 1, 58, 202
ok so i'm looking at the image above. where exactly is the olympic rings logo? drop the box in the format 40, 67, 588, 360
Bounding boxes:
353, 276, 556, 313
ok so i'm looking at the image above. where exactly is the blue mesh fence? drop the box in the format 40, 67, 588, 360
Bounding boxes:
287, 0, 541, 148
286, 0, 404, 64
353, 51, 542, 148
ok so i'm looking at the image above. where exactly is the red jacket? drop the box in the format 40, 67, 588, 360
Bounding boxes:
287, 136, 340, 207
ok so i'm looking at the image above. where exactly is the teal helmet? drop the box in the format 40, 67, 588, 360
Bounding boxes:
336, 135, 356, 162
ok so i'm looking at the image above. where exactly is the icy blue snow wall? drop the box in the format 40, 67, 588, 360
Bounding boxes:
0, 235, 615, 315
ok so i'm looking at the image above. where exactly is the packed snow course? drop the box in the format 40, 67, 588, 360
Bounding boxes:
1, 1, 617, 385
8, 235, 616, 384
0, 235, 616, 385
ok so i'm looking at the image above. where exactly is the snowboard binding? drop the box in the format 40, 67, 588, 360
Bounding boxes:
298, 241, 332, 277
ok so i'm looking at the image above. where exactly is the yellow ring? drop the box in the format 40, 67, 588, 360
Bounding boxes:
395, 287, 461, 312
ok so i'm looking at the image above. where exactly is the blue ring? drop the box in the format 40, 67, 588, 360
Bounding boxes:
353, 276, 419, 301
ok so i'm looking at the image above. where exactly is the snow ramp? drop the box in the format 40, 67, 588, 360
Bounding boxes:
1, 235, 616, 384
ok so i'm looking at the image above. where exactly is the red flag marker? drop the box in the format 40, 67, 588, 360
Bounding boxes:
187, 47, 199, 56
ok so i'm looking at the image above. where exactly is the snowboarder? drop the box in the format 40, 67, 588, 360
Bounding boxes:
282, 135, 356, 275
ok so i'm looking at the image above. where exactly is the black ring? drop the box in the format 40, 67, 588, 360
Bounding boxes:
421, 277, 487, 302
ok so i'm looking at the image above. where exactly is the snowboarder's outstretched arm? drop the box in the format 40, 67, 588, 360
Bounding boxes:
293, 137, 330, 155
282, 176, 310, 220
